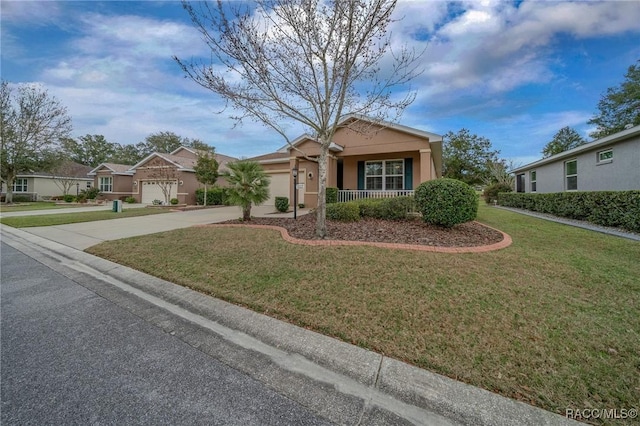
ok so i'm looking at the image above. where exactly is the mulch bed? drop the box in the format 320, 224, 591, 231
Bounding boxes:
222, 213, 505, 248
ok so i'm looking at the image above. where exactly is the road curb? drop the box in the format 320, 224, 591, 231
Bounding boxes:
1, 224, 577, 425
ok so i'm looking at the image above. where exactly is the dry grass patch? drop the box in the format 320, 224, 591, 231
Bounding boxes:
87, 206, 640, 422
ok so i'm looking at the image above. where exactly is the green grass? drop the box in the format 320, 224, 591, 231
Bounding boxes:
0, 208, 171, 227
0, 201, 92, 212
86, 205, 640, 422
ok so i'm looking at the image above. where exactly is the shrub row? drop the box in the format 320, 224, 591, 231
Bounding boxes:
195, 187, 228, 206
498, 191, 640, 233
483, 182, 512, 204
326, 187, 338, 204
325, 196, 416, 222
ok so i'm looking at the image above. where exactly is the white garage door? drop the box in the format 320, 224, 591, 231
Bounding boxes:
265, 173, 290, 205
141, 180, 177, 204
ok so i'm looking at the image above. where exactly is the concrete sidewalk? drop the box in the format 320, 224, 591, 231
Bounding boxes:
3, 205, 311, 250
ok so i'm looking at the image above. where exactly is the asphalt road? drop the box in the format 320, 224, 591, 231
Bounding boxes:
0, 242, 331, 426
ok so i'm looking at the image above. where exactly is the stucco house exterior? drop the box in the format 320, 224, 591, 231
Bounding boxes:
512, 125, 640, 193
1, 162, 93, 201
90, 147, 236, 204
88, 163, 135, 201
248, 114, 443, 208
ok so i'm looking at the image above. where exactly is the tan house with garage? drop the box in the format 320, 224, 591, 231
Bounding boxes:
89, 147, 236, 204
249, 114, 443, 208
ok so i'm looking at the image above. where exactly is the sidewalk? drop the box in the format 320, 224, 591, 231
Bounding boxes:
1, 205, 312, 251
496, 206, 640, 241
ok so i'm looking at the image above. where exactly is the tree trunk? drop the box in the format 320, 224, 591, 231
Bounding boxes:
204, 184, 208, 206
243, 204, 251, 221
4, 173, 16, 204
315, 145, 329, 239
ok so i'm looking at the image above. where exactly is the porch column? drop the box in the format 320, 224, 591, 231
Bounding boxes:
419, 149, 432, 183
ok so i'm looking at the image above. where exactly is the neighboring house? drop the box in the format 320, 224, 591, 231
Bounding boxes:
98, 147, 234, 205
512, 125, 640, 193
248, 114, 443, 208
1, 162, 93, 201
88, 163, 135, 201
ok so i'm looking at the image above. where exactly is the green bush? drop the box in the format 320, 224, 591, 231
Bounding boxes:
326, 187, 338, 204
125, 196, 136, 204
63, 194, 74, 203
196, 187, 227, 205
12, 195, 32, 203
415, 179, 478, 227
355, 196, 415, 220
326, 202, 360, 222
170, 198, 179, 205
483, 183, 512, 204
499, 191, 640, 233
275, 196, 289, 212
82, 187, 101, 200
298, 203, 305, 208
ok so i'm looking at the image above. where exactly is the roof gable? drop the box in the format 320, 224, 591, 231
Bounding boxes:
88, 162, 134, 176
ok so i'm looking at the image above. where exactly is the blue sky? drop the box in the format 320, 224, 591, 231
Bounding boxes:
2, 1, 639, 165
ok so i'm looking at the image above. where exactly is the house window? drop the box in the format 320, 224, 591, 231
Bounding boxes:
516, 174, 525, 193
597, 149, 613, 164
365, 160, 404, 190
99, 176, 113, 192
565, 160, 577, 191
12, 178, 27, 193
530, 170, 537, 192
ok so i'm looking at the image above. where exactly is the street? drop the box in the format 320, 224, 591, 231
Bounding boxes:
0, 242, 331, 425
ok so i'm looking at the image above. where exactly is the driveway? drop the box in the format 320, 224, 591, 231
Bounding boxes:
8, 205, 309, 251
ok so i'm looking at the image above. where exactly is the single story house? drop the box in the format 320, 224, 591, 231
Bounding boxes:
1, 162, 93, 201
89, 147, 237, 205
248, 114, 443, 208
512, 124, 640, 193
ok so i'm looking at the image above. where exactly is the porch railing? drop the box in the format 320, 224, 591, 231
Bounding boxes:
337, 190, 414, 203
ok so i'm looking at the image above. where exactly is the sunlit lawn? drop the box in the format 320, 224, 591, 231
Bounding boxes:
86, 205, 640, 422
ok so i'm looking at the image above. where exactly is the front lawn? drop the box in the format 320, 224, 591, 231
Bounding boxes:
0, 208, 171, 227
0, 201, 94, 212
86, 205, 640, 422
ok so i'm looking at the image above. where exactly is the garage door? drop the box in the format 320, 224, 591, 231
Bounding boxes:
141, 180, 177, 204
265, 173, 290, 206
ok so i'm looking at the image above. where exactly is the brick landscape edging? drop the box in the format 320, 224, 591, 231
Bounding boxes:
200, 222, 512, 253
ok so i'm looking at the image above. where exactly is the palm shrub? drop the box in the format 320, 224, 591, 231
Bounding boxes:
224, 160, 270, 221
415, 178, 478, 227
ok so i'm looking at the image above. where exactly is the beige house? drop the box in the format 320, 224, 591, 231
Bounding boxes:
249, 115, 443, 208
90, 147, 236, 205
1, 162, 93, 201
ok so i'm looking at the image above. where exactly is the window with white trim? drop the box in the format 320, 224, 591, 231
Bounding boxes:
365, 160, 404, 190
597, 149, 613, 164
12, 178, 27, 193
99, 176, 113, 192
530, 170, 537, 192
565, 160, 577, 191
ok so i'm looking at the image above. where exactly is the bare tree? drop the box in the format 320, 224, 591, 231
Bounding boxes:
146, 157, 178, 205
51, 160, 90, 196
175, 0, 420, 238
1, 81, 72, 203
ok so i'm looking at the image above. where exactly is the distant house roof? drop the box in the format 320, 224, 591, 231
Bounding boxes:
512, 124, 640, 173
247, 151, 290, 164
20, 161, 93, 179
88, 163, 135, 176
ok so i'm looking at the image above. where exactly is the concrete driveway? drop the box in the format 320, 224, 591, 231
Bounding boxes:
6, 205, 308, 251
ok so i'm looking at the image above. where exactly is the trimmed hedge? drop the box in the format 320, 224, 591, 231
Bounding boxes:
415, 179, 478, 227
356, 196, 415, 220
498, 191, 640, 233
326, 187, 338, 204
326, 202, 360, 222
196, 187, 228, 205
275, 196, 289, 212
